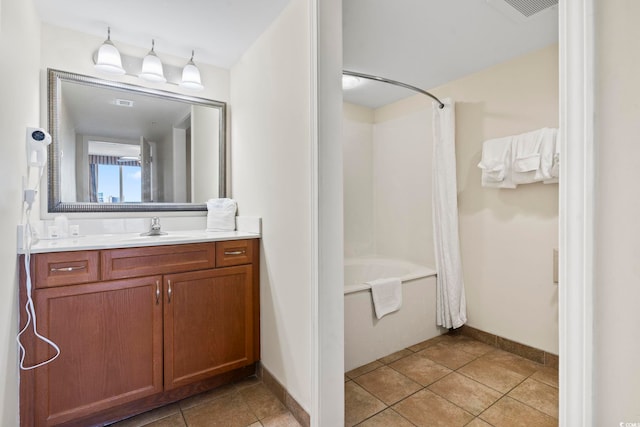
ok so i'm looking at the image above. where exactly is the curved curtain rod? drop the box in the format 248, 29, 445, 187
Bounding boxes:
343, 70, 445, 109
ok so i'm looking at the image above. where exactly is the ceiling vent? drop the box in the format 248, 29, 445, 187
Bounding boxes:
487, 0, 557, 21
113, 98, 134, 108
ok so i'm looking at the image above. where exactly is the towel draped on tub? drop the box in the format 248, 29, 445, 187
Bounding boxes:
366, 277, 402, 320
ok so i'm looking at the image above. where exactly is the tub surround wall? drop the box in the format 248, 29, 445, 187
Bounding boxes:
343, 103, 374, 258
342, 101, 434, 267
372, 101, 434, 266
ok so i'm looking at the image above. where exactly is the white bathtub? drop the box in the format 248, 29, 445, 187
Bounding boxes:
344, 257, 444, 371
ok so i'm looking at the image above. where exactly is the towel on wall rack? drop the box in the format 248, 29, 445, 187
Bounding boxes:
544, 132, 560, 184
479, 127, 558, 188
535, 128, 558, 181
477, 136, 517, 188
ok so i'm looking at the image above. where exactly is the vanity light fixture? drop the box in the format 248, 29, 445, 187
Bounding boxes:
139, 40, 167, 83
180, 50, 204, 91
93, 33, 205, 90
94, 27, 126, 75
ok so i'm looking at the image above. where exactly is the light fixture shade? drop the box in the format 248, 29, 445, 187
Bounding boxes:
180, 64, 203, 90
139, 40, 166, 83
94, 28, 125, 75
180, 52, 203, 91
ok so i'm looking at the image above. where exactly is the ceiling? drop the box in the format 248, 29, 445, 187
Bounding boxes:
34, 0, 558, 109
33, 0, 291, 68
343, 0, 558, 108
61, 80, 192, 142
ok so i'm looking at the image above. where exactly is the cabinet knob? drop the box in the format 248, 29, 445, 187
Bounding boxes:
167, 280, 172, 303
155, 281, 160, 305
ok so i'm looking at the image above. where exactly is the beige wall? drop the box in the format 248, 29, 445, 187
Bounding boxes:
594, 0, 640, 423
0, 0, 41, 424
434, 44, 560, 353
230, 0, 313, 411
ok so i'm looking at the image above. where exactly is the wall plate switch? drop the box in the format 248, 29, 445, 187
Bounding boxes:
17, 224, 25, 251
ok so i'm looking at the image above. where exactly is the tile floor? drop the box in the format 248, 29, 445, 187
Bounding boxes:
109, 376, 302, 427
111, 333, 558, 427
345, 333, 559, 427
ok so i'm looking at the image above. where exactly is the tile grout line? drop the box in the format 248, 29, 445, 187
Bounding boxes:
356, 342, 485, 424
503, 375, 560, 420
348, 335, 557, 426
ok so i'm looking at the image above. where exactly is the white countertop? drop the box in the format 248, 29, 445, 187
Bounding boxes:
19, 230, 260, 254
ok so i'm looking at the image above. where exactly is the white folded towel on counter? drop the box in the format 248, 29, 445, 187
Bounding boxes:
206, 198, 237, 231
367, 277, 402, 320
478, 136, 516, 188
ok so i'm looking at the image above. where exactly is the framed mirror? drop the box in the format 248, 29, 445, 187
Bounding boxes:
47, 69, 226, 212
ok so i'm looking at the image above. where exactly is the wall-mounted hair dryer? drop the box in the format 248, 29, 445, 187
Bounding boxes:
26, 127, 52, 167
19, 126, 62, 371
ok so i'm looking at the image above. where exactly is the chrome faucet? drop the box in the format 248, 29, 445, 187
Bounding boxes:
141, 217, 167, 236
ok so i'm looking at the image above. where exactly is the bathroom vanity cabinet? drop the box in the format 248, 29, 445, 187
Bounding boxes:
19, 239, 259, 427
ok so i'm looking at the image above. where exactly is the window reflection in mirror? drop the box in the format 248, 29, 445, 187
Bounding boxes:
49, 69, 226, 213
88, 141, 142, 203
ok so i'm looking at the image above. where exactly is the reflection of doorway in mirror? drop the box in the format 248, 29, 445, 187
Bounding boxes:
170, 114, 191, 203
140, 137, 153, 202
191, 105, 219, 203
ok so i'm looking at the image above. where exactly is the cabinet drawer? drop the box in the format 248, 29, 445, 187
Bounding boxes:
102, 243, 216, 280
34, 251, 100, 288
215, 239, 255, 267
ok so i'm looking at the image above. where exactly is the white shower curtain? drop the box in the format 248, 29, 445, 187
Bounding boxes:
432, 99, 467, 329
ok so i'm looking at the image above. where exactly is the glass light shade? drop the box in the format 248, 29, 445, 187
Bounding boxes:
139, 49, 166, 83
94, 40, 125, 75
180, 61, 204, 91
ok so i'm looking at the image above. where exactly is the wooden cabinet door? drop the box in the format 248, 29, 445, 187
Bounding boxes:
163, 266, 255, 390
33, 276, 163, 426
